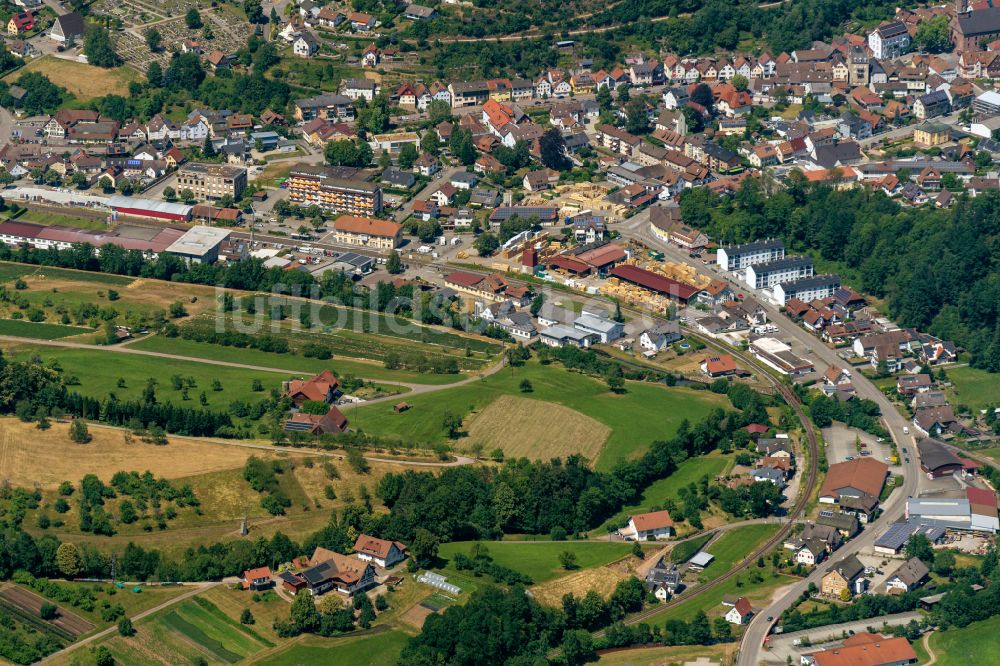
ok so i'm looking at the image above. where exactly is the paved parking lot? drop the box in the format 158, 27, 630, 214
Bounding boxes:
823, 423, 894, 466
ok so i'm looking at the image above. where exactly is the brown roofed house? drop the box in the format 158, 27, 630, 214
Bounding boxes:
284, 369, 340, 406
353, 534, 408, 568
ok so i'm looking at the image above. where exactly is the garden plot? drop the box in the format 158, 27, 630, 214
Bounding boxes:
0, 585, 95, 638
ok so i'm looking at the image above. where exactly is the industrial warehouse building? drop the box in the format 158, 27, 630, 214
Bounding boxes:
0, 220, 187, 255
748, 337, 815, 376
164, 226, 233, 264
108, 196, 193, 222
905, 487, 999, 534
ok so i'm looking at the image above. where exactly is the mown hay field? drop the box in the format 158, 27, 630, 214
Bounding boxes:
460, 394, 610, 462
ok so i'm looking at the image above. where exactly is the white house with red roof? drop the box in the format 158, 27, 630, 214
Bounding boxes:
622, 510, 675, 541
354, 534, 408, 568
725, 596, 753, 624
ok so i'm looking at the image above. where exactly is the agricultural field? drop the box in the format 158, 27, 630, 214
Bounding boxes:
927, 615, 1000, 665
128, 334, 467, 385
0, 262, 135, 287
596, 643, 736, 665
3, 57, 140, 100
437, 540, 637, 585
260, 629, 411, 666
462, 395, 610, 462
5, 346, 285, 414
0, 417, 280, 490
0, 585, 94, 639
349, 360, 730, 470
0, 265, 221, 338
64, 595, 276, 666
944, 365, 999, 412
179, 304, 498, 373
0, 415, 415, 556
0, 319, 92, 339
4, 578, 190, 634
702, 524, 782, 580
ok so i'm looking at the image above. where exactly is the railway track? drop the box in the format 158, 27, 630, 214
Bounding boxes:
586, 329, 819, 635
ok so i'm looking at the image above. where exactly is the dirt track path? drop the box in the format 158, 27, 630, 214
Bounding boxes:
923, 632, 938, 666
0, 334, 508, 405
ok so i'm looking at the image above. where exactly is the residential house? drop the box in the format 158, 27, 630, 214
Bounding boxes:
821, 554, 867, 597
284, 369, 340, 407
796, 539, 828, 566
885, 557, 929, 594
354, 534, 407, 568
49, 11, 83, 44
293, 32, 318, 58
299, 547, 376, 596
639, 321, 682, 351
725, 597, 753, 625
913, 90, 950, 120
622, 510, 675, 541
242, 567, 274, 591
701, 354, 737, 377
868, 21, 910, 59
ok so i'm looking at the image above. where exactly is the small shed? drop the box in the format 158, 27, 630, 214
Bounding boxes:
394, 402, 411, 413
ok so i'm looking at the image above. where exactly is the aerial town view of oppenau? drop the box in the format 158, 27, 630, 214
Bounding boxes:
0, 0, 998, 664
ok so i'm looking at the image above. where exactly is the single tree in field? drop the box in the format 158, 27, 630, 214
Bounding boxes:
69, 419, 91, 444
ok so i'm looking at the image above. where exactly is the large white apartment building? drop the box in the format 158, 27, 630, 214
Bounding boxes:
745, 256, 814, 289
717, 239, 784, 272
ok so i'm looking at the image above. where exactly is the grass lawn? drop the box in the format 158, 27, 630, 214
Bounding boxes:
0, 262, 135, 287
11, 209, 110, 231
0, 318, 93, 339
128, 335, 467, 385
8, 346, 283, 413
600, 454, 732, 531
436, 540, 634, 584
5, 56, 140, 100
704, 524, 781, 578
645, 567, 794, 626
349, 360, 729, 470
261, 629, 410, 666
944, 365, 999, 411
927, 615, 1000, 665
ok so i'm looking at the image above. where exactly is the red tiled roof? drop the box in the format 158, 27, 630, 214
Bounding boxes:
630, 510, 674, 532
334, 215, 402, 238
820, 458, 888, 500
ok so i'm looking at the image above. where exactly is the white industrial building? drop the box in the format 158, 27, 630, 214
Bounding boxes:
905, 487, 999, 534
749, 337, 815, 376
164, 226, 232, 264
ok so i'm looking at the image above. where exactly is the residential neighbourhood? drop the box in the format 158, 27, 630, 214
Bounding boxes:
0, 0, 997, 665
